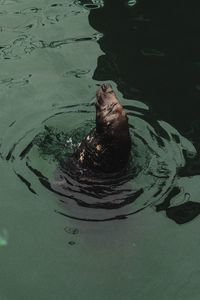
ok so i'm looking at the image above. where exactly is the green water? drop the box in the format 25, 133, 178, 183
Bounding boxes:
1, 0, 200, 299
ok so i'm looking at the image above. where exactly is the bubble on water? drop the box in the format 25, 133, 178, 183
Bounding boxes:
64, 226, 79, 235
68, 241, 76, 246
74, 0, 103, 10
127, 0, 137, 7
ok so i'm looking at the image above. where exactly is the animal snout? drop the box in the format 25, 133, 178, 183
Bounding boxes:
101, 83, 112, 92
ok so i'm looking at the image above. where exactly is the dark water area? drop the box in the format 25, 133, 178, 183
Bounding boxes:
0, 0, 200, 299
90, 0, 200, 132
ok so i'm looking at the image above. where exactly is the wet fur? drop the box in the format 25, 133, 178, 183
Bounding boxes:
66, 84, 131, 177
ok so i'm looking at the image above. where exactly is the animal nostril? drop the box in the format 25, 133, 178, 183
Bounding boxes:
101, 84, 108, 92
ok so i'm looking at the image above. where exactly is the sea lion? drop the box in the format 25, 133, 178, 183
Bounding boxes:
66, 83, 131, 178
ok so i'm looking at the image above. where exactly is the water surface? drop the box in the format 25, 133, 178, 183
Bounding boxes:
0, 1, 200, 300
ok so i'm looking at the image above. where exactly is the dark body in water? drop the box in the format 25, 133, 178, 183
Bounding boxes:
66, 84, 131, 177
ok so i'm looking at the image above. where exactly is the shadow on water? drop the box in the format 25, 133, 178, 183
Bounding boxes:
85, 0, 200, 223
89, 0, 200, 132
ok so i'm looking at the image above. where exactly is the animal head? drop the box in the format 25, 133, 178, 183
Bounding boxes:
95, 84, 129, 137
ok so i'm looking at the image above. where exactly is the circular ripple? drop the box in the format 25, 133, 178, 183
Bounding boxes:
0, 101, 196, 221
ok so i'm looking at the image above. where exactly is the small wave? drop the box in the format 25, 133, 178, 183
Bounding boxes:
0, 33, 102, 60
